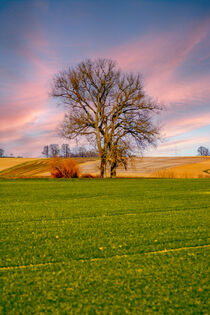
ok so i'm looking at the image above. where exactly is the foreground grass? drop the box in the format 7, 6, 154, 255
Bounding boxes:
0, 179, 209, 313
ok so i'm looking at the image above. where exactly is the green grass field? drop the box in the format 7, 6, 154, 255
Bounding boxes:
0, 178, 209, 314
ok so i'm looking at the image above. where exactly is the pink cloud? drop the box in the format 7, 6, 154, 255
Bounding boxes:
0, 98, 65, 157
0, 80, 49, 132
160, 136, 209, 149
153, 74, 210, 105
0, 30, 58, 136
112, 18, 209, 71
102, 16, 210, 148
146, 134, 210, 157
162, 112, 210, 138
106, 17, 210, 105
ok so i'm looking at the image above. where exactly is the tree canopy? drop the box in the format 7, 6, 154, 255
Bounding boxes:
51, 58, 162, 177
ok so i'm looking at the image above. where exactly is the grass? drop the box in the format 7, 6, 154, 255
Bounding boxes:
0, 178, 209, 313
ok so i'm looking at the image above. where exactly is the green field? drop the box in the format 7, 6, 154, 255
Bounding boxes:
0, 179, 209, 314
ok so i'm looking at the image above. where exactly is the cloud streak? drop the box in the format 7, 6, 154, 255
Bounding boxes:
162, 112, 210, 138
146, 134, 210, 157
100, 16, 210, 152
108, 16, 210, 101
0, 26, 60, 156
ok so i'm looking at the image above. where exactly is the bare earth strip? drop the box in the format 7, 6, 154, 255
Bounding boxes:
1, 244, 209, 272
0, 158, 40, 171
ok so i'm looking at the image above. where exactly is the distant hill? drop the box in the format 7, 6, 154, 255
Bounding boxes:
0, 156, 209, 178
80, 156, 210, 178
0, 157, 97, 178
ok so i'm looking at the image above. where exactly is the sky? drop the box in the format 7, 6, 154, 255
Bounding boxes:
0, 0, 210, 157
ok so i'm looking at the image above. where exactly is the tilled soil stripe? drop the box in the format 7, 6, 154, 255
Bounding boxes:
1, 244, 209, 272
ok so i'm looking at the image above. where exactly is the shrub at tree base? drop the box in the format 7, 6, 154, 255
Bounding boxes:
49, 158, 79, 178
80, 173, 94, 178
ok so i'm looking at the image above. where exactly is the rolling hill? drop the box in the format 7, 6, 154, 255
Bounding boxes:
0, 156, 209, 178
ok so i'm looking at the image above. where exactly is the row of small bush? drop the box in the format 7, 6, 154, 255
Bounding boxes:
49, 157, 93, 178
153, 169, 210, 178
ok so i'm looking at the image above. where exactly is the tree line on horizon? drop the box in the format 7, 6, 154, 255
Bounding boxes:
0, 148, 23, 158
0, 144, 209, 159
42, 144, 98, 158
197, 146, 210, 157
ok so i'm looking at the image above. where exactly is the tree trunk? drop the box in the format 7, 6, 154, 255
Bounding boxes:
100, 158, 107, 178
110, 161, 117, 178
100, 163, 104, 178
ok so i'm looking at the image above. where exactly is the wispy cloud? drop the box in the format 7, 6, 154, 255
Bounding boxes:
108, 16, 210, 102
101, 16, 210, 154
146, 134, 210, 157
0, 27, 60, 154
162, 112, 210, 138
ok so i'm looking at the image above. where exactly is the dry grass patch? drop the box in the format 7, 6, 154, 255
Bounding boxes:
0, 158, 40, 172
0, 159, 49, 178
79, 157, 210, 178
151, 158, 210, 178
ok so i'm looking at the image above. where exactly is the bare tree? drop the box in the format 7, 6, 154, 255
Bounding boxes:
61, 143, 71, 157
42, 145, 49, 158
49, 144, 60, 157
77, 146, 87, 157
70, 146, 98, 157
0, 148, 4, 158
197, 146, 209, 156
51, 58, 162, 177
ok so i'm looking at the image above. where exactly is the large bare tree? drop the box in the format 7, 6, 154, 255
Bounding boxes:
51, 58, 162, 177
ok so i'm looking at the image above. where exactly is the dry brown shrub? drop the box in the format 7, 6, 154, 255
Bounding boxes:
154, 169, 176, 178
198, 174, 210, 178
80, 173, 94, 178
49, 157, 79, 178
180, 171, 190, 179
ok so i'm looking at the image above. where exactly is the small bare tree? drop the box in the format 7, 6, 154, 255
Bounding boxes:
49, 144, 60, 157
51, 58, 162, 177
197, 146, 209, 156
42, 145, 49, 158
0, 148, 4, 158
61, 143, 71, 157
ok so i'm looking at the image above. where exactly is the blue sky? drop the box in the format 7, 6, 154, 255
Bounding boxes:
0, 0, 209, 157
